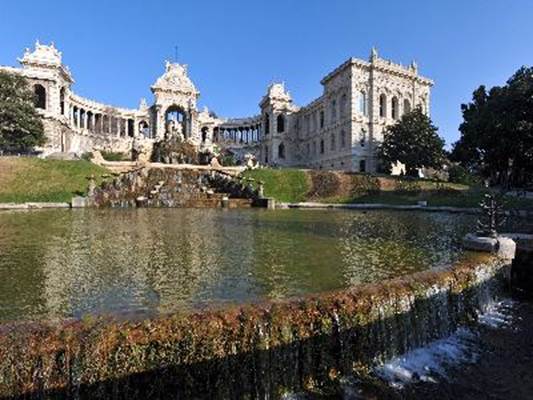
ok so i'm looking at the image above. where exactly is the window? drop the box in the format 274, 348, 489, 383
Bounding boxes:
60, 87, 65, 115
392, 97, 399, 120
330, 134, 336, 151
340, 93, 347, 118
360, 129, 366, 147
264, 113, 270, 134
359, 159, 366, 173
331, 99, 337, 123
278, 142, 285, 159
319, 110, 325, 128
358, 91, 367, 116
277, 114, 285, 133
264, 146, 269, 163
379, 94, 387, 118
312, 141, 317, 155
320, 139, 325, 154
34, 84, 46, 110
340, 130, 346, 148
306, 143, 310, 155
403, 99, 411, 114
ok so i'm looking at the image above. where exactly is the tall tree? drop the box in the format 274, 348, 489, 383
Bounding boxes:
378, 107, 445, 176
0, 71, 45, 153
451, 66, 533, 187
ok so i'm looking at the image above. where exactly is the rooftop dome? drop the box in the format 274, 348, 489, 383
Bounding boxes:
151, 61, 198, 95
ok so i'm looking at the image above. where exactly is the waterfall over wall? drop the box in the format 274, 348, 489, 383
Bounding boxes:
0, 253, 510, 399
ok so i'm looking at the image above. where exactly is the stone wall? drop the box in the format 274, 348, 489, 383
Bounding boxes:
0, 253, 510, 399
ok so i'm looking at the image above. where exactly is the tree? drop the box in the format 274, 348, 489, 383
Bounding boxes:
451, 67, 533, 187
0, 71, 45, 153
378, 107, 445, 176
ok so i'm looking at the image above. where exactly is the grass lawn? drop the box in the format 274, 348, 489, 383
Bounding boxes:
242, 168, 310, 203
242, 168, 533, 210
0, 157, 109, 203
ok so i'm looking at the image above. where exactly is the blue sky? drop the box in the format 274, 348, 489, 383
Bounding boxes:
1, 1, 532, 147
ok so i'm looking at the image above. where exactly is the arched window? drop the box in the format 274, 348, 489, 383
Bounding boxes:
165, 105, 187, 137
379, 94, 387, 118
403, 99, 411, 114
277, 114, 285, 133
34, 84, 46, 110
264, 113, 270, 134
392, 97, 399, 120
319, 110, 325, 129
278, 142, 285, 159
331, 99, 337, 123
330, 133, 336, 151
320, 139, 325, 154
340, 93, 347, 118
359, 91, 367, 116
340, 130, 346, 148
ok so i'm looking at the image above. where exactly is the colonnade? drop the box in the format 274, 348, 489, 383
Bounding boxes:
213, 124, 262, 144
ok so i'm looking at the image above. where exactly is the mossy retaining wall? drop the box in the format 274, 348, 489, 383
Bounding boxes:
0, 253, 509, 399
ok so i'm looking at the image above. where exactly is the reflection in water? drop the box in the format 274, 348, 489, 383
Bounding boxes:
0, 208, 485, 322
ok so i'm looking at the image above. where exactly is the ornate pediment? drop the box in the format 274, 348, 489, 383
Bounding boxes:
151, 61, 199, 96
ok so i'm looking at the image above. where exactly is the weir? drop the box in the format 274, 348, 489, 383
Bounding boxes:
0, 251, 512, 399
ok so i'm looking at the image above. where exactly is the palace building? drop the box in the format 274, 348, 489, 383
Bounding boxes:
0, 42, 433, 172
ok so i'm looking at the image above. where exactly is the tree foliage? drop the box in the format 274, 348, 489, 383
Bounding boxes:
451, 66, 533, 187
378, 107, 445, 176
0, 71, 45, 153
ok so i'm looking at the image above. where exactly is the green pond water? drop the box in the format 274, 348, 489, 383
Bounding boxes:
0, 208, 480, 323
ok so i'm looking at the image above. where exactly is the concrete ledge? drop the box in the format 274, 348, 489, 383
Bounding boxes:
0, 202, 71, 210
463, 233, 516, 261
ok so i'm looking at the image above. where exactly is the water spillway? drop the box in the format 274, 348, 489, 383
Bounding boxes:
0, 251, 511, 399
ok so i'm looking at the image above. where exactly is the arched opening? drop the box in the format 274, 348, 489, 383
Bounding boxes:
403, 99, 411, 114
392, 97, 399, 120
165, 105, 187, 138
60, 87, 65, 115
139, 121, 150, 138
264, 113, 270, 135
34, 84, 46, 110
201, 127, 209, 143
379, 94, 387, 118
278, 142, 285, 159
276, 114, 285, 133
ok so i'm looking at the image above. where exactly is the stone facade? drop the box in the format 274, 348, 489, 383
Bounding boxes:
1, 42, 432, 172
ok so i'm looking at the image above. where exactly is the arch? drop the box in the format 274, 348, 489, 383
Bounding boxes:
403, 99, 411, 114
264, 113, 270, 134
276, 114, 285, 133
391, 96, 399, 120
379, 94, 387, 118
359, 91, 367, 116
34, 84, 46, 110
278, 142, 285, 159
